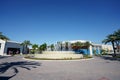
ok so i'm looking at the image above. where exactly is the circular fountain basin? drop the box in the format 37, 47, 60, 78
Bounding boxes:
34, 51, 83, 59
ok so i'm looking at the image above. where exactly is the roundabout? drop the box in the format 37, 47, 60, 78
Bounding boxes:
24, 51, 92, 60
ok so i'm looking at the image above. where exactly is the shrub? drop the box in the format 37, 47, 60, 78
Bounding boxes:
83, 54, 92, 58
101, 49, 107, 55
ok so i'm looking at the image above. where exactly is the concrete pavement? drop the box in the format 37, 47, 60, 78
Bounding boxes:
0, 55, 120, 80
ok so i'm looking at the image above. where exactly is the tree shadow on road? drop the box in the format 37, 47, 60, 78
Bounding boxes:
0, 61, 41, 80
100, 55, 120, 61
0, 56, 11, 59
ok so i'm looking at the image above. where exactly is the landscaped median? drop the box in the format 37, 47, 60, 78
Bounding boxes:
24, 51, 92, 60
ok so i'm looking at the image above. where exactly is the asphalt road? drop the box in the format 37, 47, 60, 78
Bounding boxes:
0, 55, 120, 80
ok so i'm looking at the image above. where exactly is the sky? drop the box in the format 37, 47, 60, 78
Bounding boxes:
0, 0, 120, 45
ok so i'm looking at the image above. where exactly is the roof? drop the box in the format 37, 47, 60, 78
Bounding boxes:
0, 39, 21, 44
6, 40, 21, 44
62, 40, 91, 43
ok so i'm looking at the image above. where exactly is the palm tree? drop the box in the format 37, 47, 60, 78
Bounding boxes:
84, 41, 91, 54
0, 32, 9, 40
21, 40, 32, 54
57, 41, 62, 51
60, 42, 63, 51
65, 42, 69, 51
50, 44, 54, 51
38, 46, 42, 53
102, 34, 117, 57
39, 43, 47, 52
32, 44, 38, 53
114, 29, 120, 52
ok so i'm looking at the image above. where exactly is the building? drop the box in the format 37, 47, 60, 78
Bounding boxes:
0, 39, 23, 56
0, 39, 113, 56
47, 40, 113, 55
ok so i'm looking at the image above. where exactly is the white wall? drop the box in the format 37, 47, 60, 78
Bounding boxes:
102, 44, 113, 52
0, 39, 6, 55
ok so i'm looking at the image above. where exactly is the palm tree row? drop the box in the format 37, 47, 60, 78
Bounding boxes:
21, 40, 48, 54
102, 29, 120, 57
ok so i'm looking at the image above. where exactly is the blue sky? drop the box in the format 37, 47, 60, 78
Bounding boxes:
0, 0, 120, 45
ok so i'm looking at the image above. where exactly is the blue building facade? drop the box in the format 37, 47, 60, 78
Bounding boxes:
47, 40, 113, 55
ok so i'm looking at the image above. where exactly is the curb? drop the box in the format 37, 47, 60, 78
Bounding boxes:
23, 57, 94, 62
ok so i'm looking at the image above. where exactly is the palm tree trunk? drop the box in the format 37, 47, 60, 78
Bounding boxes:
60, 44, 62, 51
118, 41, 120, 52
117, 41, 120, 52
115, 41, 119, 52
111, 41, 116, 57
26, 45, 28, 54
22, 46, 24, 54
